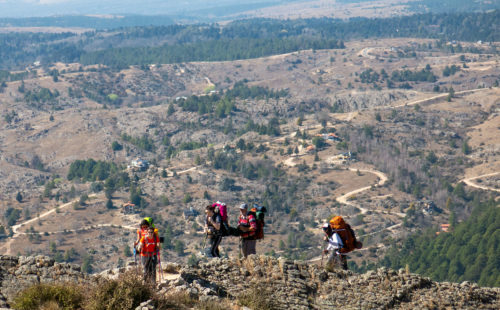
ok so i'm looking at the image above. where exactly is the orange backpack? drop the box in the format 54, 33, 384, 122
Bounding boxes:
330, 216, 356, 253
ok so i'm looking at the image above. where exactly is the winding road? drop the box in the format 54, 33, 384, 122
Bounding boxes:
461, 172, 500, 193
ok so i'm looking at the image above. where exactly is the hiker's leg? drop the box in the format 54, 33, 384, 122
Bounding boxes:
213, 235, 222, 258
325, 252, 334, 270
141, 256, 149, 281
209, 237, 217, 257
247, 239, 256, 255
241, 239, 249, 258
341, 255, 348, 270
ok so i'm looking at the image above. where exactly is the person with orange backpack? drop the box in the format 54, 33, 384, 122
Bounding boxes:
237, 203, 257, 258
323, 216, 362, 270
137, 226, 159, 283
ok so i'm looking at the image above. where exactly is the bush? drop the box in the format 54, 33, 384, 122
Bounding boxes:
237, 285, 276, 310
86, 271, 153, 310
12, 283, 84, 310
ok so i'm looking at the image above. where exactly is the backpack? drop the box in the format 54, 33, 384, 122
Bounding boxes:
249, 204, 267, 240
218, 203, 228, 222
213, 202, 230, 236
329, 216, 357, 253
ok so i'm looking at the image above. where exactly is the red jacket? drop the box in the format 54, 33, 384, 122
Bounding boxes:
238, 213, 257, 239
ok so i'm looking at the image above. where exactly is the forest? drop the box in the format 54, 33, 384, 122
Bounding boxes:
0, 10, 498, 69
379, 197, 499, 287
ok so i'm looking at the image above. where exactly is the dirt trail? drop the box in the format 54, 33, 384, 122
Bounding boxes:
393, 87, 489, 108
461, 172, 500, 193
336, 167, 388, 214
2, 195, 92, 255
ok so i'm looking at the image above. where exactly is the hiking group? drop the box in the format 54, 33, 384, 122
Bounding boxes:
133, 203, 361, 284
204, 201, 267, 259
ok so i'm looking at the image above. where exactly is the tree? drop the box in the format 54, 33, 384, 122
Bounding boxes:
236, 138, 246, 151
183, 193, 193, 204
296, 116, 303, 126
111, 141, 123, 151
81, 254, 94, 273
15, 192, 22, 203
167, 103, 175, 116
174, 240, 185, 256
375, 112, 381, 122
312, 136, 326, 149
123, 245, 132, 257
79, 194, 88, 206
106, 199, 113, 209
426, 151, 437, 164
203, 191, 211, 200
462, 140, 471, 155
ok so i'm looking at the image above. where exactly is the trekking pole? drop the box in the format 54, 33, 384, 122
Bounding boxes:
157, 249, 163, 282
200, 233, 208, 256
239, 238, 242, 259
133, 245, 138, 273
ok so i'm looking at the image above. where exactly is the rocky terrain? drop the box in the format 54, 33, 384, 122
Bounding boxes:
0, 254, 498, 309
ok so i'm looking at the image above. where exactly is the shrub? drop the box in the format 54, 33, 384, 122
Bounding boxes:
153, 291, 197, 309
85, 271, 153, 310
237, 285, 276, 310
12, 283, 84, 310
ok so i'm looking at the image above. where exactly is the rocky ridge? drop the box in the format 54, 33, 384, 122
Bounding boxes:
0, 255, 498, 309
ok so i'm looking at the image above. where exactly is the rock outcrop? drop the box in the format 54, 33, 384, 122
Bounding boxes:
1, 254, 498, 309
160, 255, 499, 310
0, 255, 88, 308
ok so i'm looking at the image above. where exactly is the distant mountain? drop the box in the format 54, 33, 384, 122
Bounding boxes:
0, 0, 297, 19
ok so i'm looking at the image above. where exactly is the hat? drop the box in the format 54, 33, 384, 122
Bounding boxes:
239, 203, 248, 209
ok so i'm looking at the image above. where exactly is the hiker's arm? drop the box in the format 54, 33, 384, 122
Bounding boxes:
248, 217, 257, 231
208, 217, 220, 231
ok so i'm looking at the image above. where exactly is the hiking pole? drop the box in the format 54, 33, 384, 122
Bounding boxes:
200, 233, 208, 256
157, 249, 163, 282
133, 245, 138, 273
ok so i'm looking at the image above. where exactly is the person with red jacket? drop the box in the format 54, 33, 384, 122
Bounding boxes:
137, 226, 159, 283
237, 203, 257, 258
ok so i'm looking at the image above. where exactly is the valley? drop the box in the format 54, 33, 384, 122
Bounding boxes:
0, 34, 498, 278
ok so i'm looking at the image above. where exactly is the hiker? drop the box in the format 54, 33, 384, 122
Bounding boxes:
237, 203, 257, 258
323, 216, 362, 271
137, 226, 159, 284
134, 218, 159, 250
205, 205, 223, 258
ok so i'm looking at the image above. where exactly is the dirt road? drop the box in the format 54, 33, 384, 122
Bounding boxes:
461, 172, 500, 193
336, 167, 388, 214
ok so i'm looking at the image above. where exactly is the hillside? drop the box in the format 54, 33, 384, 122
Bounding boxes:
0, 254, 499, 309
0, 8, 498, 287
381, 198, 500, 287
0, 35, 498, 274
